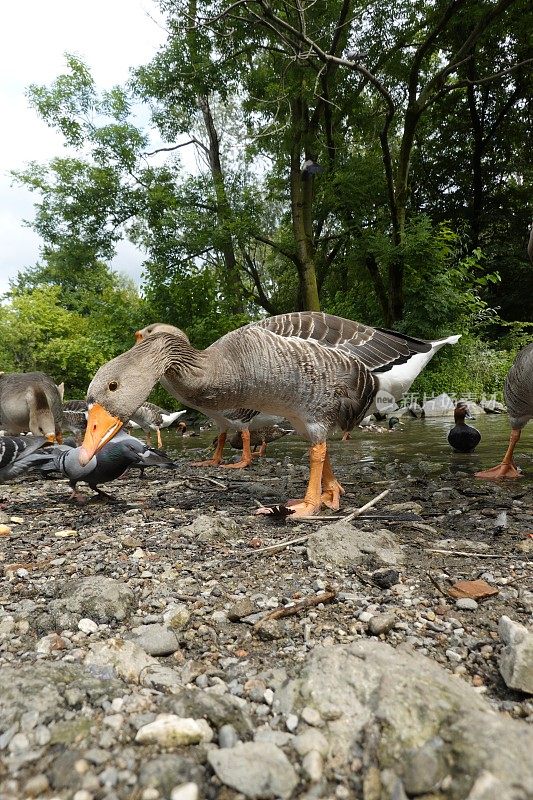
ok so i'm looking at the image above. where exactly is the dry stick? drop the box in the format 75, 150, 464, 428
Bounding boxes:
247, 489, 391, 555
255, 588, 336, 627
292, 488, 391, 523
426, 548, 513, 559
184, 475, 228, 489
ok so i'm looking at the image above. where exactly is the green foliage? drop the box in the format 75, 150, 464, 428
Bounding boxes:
0, 271, 146, 398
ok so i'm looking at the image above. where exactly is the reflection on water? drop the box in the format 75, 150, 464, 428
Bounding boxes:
158, 414, 533, 478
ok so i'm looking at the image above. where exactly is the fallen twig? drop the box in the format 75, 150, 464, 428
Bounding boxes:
184, 475, 228, 489
255, 587, 336, 626
246, 489, 390, 554
292, 488, 391, 523
426, 548, 508, 558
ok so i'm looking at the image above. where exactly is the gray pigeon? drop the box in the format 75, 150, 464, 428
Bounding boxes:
39, 430, 174, 502
0, 436, 52, 482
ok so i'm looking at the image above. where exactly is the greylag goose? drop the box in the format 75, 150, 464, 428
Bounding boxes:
135, 323, 284, 468
448, 402, 481, 453
41, 430, 173, 502
62, 400, 89, 443
476, 343, 533, 478
0, 436, 52, 481
226, 424, 292, 458
81, 312, 459, 517
128, 401, 187, 448
0, 372, 63, 442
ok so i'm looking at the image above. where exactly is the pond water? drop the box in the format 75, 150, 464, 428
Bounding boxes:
157, 413, 533, 480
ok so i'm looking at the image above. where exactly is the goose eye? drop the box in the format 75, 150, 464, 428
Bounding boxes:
109, 381, 118, 392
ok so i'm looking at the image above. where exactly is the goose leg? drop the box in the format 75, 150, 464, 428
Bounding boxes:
156, 428, 163, 449
284, 442, 327, 517
145, 431, 152, 447
321, 451, 345, 510
220, 430, 253, 469
342, 431, 351, 442
191, 432, 227, 467
253, 440, 268, 458
475, 429, 523, 479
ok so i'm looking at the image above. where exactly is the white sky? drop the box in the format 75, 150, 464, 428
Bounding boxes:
0, 0, 168, 296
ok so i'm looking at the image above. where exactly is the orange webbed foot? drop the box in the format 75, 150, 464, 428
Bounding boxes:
321, 480, 345, 511
219, 458, 252, 470
475, 463, 522, 479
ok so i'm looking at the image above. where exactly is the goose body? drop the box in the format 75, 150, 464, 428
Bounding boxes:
62, 400, 89, 442
135, 323, 284, 466
0, 372, 63, 442
41, 430, 173, 502
82, 312, 459, 516
128, 401, 186, 448
476, 343, 533, 478
0, 436, 51, 482
448, 403, 481, 453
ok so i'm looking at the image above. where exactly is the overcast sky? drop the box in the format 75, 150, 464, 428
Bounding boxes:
0, 0, 168, 296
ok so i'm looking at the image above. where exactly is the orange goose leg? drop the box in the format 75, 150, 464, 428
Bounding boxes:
283, 442, 328, 517
220, 429, 253, 469
191, 432, 227, 467
475, 429, 523, 479
341, 430, 351, 442
156, 428, 163, 449
321, 450, 345, 510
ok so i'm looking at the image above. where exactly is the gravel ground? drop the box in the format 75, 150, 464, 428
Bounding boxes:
0, 444, 532, 800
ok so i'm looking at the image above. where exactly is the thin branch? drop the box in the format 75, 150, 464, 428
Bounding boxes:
145, 138, 210, 157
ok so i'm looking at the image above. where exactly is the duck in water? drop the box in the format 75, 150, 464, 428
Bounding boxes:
448, 402, 481, 453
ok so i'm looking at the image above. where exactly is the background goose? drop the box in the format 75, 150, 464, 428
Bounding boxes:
62, 400, 89, 443
226, 424, 292, 458
81, 312, 459, 517
476, 343, 533, 478
0, 435, 52, 482
448, 402, 481, 453
0, 372, 63, 442
135, 323, 284, 468
40, 430, 174, 502
128, 401, 187, 448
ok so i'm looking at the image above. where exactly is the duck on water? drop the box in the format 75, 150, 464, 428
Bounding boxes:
80, 312, 459, 517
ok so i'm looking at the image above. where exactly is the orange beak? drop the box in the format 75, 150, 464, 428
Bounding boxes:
134, 331, 143, 343
79, 403, 123, 465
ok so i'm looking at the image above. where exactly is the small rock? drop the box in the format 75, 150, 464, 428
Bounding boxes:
286, 714, 299, 732
368, 612, 396, 635
170, 783, 199, 800
498, 616, 533, 694
208, 742, 298, 799
302, 750, 323, 782
78, 618, 98, 634
371, 568, 400, 589
456, 598, 478, 611
218, 723, 240, 748
23, 774, 50, 797
293, 729, 328, 756
128, 624, 181, 656
163, 604, 191, 631
228, 598, 254, 621
135, 715, 213, 746
301, 706, 322, 727
255, 619, 283, 640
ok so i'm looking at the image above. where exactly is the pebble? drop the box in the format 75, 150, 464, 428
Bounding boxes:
23, 774, 50, 797
135, 715, 213, 746
170, 784, 199, 800
301, 706, 323, 727
369, 612, 397, 636
456, 598, 478, 611
78, 618, 98, 634
302, 750, 323, 782
286, 714, 299, 732
218, 723, 240, 748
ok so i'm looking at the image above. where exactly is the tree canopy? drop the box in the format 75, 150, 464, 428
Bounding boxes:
5, 0, 532, 398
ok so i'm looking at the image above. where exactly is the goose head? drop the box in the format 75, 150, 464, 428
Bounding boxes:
134, 322, 183, 343
79, 341, 168, 465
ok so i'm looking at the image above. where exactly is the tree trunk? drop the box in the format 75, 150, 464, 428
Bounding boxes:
289, 98, 321, 311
